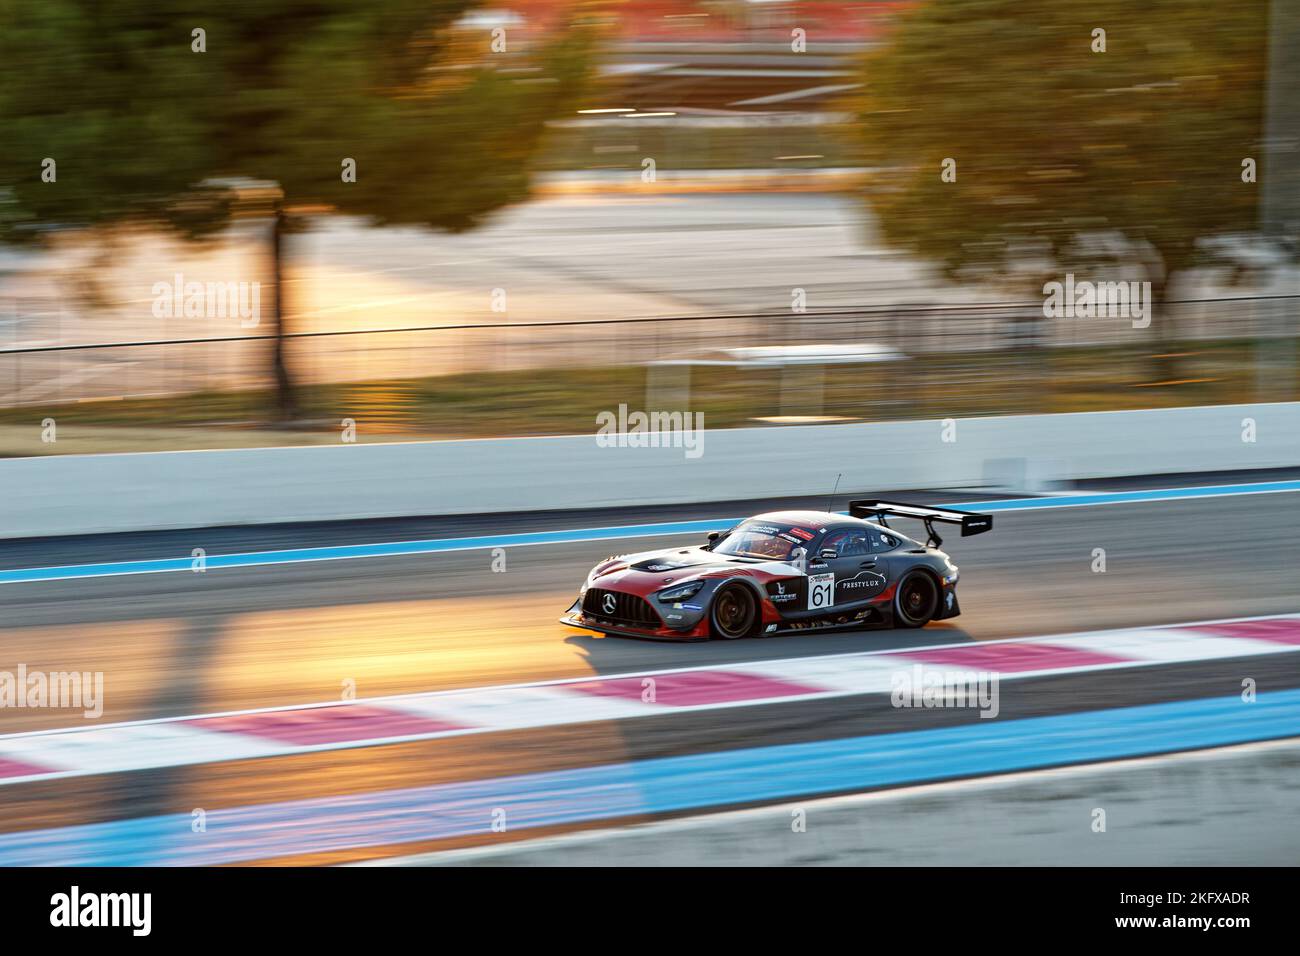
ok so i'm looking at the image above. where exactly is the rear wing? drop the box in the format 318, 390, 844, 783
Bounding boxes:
848, 499, 992, 547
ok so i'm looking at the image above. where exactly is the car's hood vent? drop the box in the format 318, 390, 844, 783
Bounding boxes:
627, 549, 770, 573
629, 553, 720, 573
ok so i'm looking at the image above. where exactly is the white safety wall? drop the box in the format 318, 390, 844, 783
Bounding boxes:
0, 402, 1294, 538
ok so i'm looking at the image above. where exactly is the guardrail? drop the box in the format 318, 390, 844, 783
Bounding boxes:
0, 401, 1295, 538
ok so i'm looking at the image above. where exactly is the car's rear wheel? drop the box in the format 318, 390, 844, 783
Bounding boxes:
710, 584, 757, 640
894, 570, 938, 628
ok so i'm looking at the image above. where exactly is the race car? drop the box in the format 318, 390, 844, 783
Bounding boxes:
561, 500, 992, 641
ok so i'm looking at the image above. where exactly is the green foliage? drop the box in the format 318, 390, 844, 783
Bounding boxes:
0, 0, 220, 240
0, 0, 598, 238
848, 0, 1267, 289
0, 0, 599, 417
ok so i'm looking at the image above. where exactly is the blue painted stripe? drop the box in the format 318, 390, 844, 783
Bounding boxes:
961, 479, 1300, 511
3, 478, 1298, 585
1, 690, 1296, 865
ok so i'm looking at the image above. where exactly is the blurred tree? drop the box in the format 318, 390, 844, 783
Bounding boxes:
0, 0, 600, 417
848, 0, 1267, 380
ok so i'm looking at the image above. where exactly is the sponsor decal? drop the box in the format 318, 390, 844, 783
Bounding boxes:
808, 572, 835, 610
837, 570, 887, 594
789, 607, 875, 630
767, 580, 799, 604
747, 524, 780, 535
789, 528, 815, 541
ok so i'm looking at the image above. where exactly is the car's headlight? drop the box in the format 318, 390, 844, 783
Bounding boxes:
657, 581, 704, 602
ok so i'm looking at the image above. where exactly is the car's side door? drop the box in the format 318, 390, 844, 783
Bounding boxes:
816, 528, 889, 608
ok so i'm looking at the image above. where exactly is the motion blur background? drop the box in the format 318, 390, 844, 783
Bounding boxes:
1, 0, 1296, 454
3, 1, 1300, 871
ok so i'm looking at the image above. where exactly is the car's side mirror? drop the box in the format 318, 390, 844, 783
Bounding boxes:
819, 549, 838, 560
706, 531, 720, 549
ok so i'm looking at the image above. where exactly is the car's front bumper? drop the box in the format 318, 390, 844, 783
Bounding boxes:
560, 599, 710, 641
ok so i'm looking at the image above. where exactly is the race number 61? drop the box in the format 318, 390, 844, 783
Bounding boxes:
808, 573, 834, 610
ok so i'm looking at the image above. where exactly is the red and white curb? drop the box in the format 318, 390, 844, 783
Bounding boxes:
1, 613, 1298, 786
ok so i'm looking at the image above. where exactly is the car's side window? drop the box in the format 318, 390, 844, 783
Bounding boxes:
870, 531, 898, 553
821, 530, 872, 557
820, 530, 849, 555
840, 531, 871, 557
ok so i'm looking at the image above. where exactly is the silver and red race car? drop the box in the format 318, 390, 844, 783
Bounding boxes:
561, 500, 993, 641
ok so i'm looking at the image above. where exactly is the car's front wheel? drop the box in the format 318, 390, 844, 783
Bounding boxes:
894, 570, 939, 628
710, 583, 757, 640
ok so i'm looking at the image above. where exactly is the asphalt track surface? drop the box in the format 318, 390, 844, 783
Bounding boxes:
1, 483, 1299, 863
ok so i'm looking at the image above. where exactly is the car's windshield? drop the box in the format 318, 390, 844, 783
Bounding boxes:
712, 523, 808, 561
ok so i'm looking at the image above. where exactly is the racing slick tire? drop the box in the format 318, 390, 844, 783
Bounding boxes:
710, 583, 758, 640
894, 570, 939, 629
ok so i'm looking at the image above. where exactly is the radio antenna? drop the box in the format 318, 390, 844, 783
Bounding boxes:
826, 473, 842, 513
